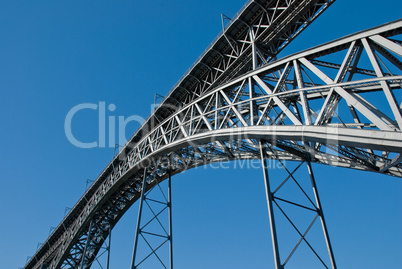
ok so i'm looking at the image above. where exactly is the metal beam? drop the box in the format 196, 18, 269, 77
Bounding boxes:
259, 140, 281, 269
306, 161, 337, 269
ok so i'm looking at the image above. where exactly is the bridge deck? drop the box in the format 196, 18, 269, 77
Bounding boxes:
25, 1, 338, 268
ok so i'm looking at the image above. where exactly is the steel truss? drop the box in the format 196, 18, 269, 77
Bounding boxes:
25, 3, 402, 269
130, 169, 173, 269
260, 140, 336, 268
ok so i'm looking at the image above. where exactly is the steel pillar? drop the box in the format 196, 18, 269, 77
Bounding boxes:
79, 221, 94, 269
131, 168, 173, 269
168, 171, 173, 269
131, 169, 148, 269
306, 160, 337, 269
259, 140, 337, 268
78, 224, 112, 269
259, 140, 282, 269
106, 229, 111, 269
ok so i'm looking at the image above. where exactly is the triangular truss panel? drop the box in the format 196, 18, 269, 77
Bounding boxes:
24, 2, 402, 269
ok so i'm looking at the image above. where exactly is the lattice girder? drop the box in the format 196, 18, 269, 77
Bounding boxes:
25, 15, 402, 269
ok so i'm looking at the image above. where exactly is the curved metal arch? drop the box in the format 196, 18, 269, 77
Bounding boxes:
25, 18, 402, 269
47, 125, 402, 268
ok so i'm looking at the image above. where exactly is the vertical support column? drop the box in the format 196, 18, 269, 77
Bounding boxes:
250, 30, 257, 70
130, 168, 173, 269
249, 77, 255, 126
306, 161, 337, 269
131, 168, 148, 269
79, 221, 93, 269
259, 140, 281, 269
106, 229, 111, 269
249, 29, 257, 126
168, 171, 173, 269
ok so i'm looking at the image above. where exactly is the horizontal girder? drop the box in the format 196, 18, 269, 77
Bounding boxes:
125, 0, 335, 158
24, 10, 402, 269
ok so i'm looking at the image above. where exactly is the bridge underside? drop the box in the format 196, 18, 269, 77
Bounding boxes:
24, 2, 401, 268
53, 125, 402, 268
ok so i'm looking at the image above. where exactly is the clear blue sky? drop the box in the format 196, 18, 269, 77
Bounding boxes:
0, 0, 401, 268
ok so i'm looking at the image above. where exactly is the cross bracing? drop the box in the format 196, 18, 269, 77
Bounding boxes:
134, 0, 336, 134
24, 2, 402, 269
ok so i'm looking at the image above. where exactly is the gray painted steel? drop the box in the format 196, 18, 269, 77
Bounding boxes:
25, 0, 402, 268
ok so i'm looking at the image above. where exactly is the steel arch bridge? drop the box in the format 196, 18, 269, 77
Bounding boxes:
25, 0, 401, 268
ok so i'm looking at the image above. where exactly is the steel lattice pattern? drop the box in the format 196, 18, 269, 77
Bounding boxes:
24, 0, 402, 268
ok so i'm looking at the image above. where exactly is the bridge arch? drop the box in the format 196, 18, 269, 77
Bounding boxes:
24, 3, 401, 268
